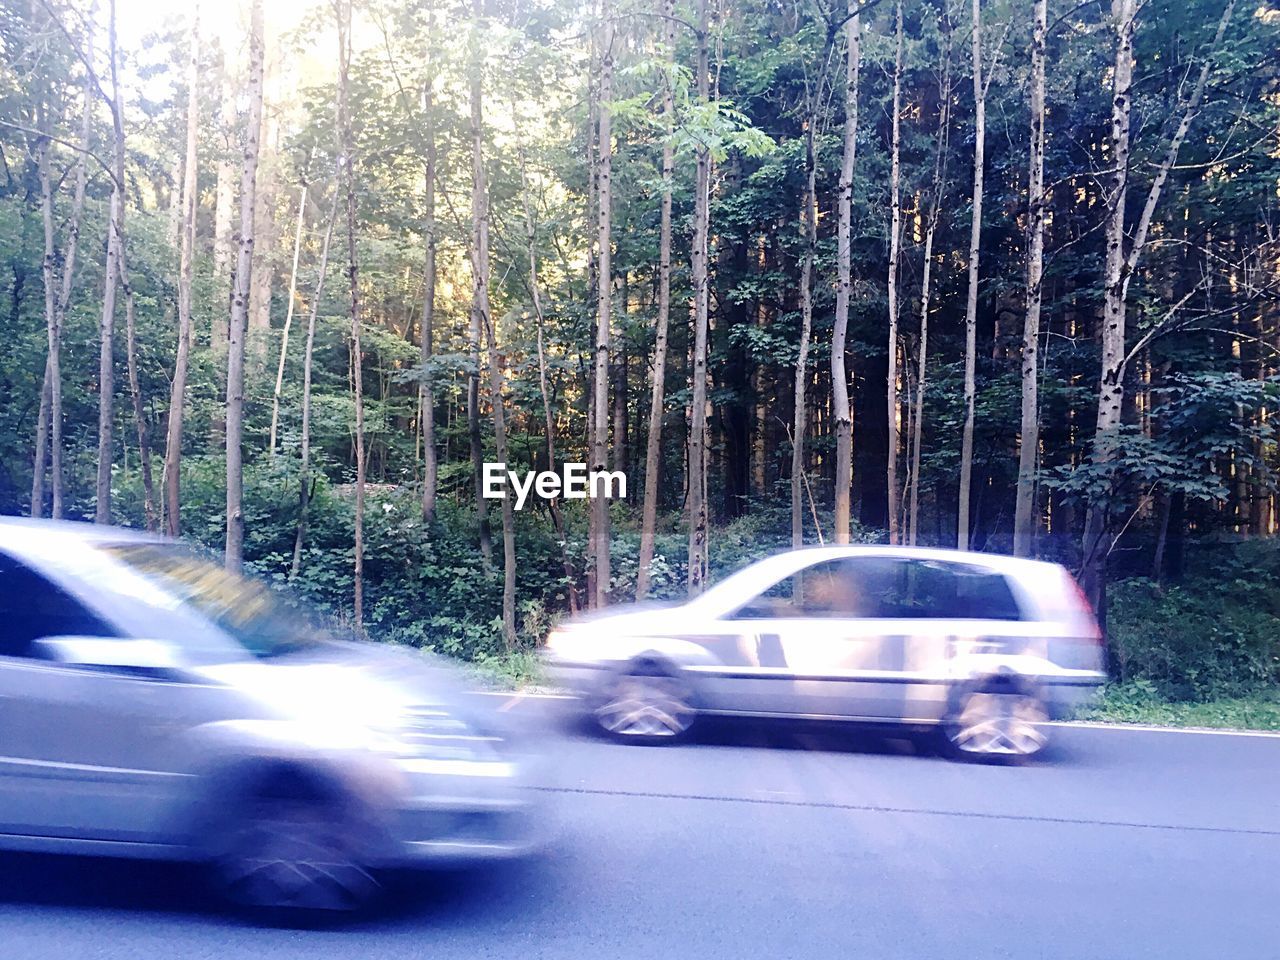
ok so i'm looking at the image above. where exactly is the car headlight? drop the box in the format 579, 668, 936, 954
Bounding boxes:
545, 628, 590, 662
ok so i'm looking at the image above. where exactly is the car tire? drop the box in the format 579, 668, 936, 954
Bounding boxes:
593, 659, 697, 745
208, 778, 382, 917
940, 676, 1049, 763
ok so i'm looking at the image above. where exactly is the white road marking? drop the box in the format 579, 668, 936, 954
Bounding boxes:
1046, 720, 1280, 738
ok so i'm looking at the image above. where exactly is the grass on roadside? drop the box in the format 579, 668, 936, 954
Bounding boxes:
1072, 680, 1280, 732
463, 650, 545, 690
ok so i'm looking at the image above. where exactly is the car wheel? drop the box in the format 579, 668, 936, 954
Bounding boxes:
210, 789, 381, 916
594, 661, 697, 744
942, 680, 1049, 761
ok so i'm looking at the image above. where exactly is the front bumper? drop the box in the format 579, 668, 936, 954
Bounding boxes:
542, 659, 608, 700
377, 755, 546, 866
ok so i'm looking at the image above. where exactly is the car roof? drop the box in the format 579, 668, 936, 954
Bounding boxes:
687, 544, 1067, 619
731, 544, 1060, 575
0, 516, 167, 557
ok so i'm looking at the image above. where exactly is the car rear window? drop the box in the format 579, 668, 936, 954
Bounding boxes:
903, 560, 1025, 621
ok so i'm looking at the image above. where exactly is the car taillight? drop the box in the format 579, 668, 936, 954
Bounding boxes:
1063, 571, 1103, 643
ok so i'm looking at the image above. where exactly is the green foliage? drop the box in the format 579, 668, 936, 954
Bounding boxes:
1074, 681, 1280, 732
1108, 574, 1280, 700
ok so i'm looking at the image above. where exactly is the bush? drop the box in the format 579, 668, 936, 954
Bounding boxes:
1108, 577, 1280, 700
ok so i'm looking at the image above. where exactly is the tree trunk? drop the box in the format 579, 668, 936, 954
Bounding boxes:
121, 246, 157, 529
1081, 0, 1233, 608
832, 6, 860, 544
1080, 0, 1135, 614
470, 0, 516, 646
885, 0, 904, 545
212, 43, 236, 352
589, 0, 614, 607
792, 120, 817, 549
908, 17, 951, 547
1014, 0, 1048, 557
165, 5, 199, 537
637, 0, 676, 599
225, 0, 264, 570
957, 0, 985, 550
95, 0, 128, 525
467, 176, 492, 560
291, 194, 337, 579
337, 0, 366, 630
33, 117, 54, 518
686, 0, 711, 595
420, 20, 439, 523
518, 134, 577, 612
269, 180, 308, 458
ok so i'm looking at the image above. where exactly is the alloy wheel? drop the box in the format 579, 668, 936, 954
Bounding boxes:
948, 691, 1048, 758
212, 799, 379, 914
595, 670, 696, 741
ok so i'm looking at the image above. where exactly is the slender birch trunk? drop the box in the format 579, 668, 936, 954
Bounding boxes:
957, 0, 985, 549
1013, 0, 1048, 556
212, 46, 236, 356
908, 12, 951, 547
33, 115, 53, 518
95, 0, 128, 525
686, 0, 711, 595
467, 30, 493, 563
337, 0, 366, 629
518, 139, 577, 612
792, 119, 817, 549
637, 0, 677, 599
832, 6, 861, 544
165, 5, 199, 536
885, 0, 904, 545
469, 0, 517, 645
225, 0, 264, 570
589, 0, 615, 607
291, 195, 337, 579
269, 180, 308, 458
420, 16, 439, 522
1081, 0, 1235, 608
120, 242, 156, 529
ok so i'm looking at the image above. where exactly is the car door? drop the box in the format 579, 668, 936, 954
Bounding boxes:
722, 556, 909, 720
0, 552, 192, 843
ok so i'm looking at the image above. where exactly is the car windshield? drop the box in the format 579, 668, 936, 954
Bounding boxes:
101, 543, 326, 658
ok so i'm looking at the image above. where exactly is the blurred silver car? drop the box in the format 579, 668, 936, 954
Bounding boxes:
545, 546, 1105, 759
0, 519, 539, 912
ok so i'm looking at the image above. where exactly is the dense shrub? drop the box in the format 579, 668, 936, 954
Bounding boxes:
1108, 575, 1280, 700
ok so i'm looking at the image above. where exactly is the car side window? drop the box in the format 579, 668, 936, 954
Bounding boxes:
732, 557, 1025, 621
735, 558, 903, 619
902, 560, 1025, 621
0, 552, 115, 658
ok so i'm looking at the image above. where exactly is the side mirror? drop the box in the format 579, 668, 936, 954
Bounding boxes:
32, 636, 183, 680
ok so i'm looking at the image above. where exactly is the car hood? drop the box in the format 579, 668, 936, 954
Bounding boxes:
190, 641, 500, 738
561, 601, 697, 636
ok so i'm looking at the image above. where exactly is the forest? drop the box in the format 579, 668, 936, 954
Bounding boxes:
2, 0, 1279, 699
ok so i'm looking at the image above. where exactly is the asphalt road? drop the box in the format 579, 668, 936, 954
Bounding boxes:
3, 701, 1278, 960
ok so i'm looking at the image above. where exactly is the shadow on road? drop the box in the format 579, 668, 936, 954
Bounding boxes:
552, 705, 1081, 766
0, 849, 551, 930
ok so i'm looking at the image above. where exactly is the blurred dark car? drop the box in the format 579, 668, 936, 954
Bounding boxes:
545, 546, 1105, 759
0, 518, 540, 912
